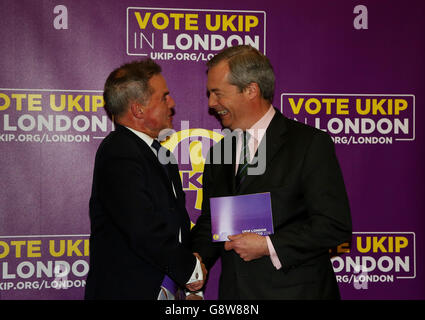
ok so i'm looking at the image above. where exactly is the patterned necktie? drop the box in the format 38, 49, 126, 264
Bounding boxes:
236, 131, 250, 186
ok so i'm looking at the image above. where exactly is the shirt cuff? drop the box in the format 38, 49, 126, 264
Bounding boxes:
266, 236, 282, 270
186, 256, 203, 284
185, 290, 204, 298
185, 257, 204, 298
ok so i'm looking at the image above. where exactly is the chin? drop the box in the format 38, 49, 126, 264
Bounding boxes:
219, 119, 231, 129
164, 120, 173, 129
226, 122, 237, 130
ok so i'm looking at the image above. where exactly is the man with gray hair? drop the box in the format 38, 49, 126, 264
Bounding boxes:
85, 59, 206, 300
191, 45, 352, 299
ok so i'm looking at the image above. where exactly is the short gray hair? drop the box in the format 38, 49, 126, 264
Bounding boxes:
207, 45, 275, 103
103, 59, 161, 118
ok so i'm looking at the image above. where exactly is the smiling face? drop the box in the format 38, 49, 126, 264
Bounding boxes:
141, 74, 175, 138
207, 61, 252, 131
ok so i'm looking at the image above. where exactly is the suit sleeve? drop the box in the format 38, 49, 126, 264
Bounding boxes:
97, 153, 196, 286
190, 159, 221, 270
269, 132, 352, 270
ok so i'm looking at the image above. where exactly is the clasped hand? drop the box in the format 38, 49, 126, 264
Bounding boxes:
224, 232, 269, 262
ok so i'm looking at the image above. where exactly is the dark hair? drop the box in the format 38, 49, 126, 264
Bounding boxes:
103, 59, 161, 118
207, 45, 275, 103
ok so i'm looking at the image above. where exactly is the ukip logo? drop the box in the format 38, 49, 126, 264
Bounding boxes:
162, 127, 223, 225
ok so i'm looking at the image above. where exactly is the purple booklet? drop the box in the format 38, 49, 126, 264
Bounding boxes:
210, 192, 274, 242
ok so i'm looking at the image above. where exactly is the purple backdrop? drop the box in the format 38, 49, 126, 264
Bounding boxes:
0, 0, 424, 300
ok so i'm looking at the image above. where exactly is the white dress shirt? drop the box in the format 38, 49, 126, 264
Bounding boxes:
233, 106, 282, 270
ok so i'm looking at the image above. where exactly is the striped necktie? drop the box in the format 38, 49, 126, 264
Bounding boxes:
236, 131, 250, 186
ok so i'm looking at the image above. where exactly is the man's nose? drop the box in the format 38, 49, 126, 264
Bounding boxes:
208, 93, 218, 108
168, 95, 175, 108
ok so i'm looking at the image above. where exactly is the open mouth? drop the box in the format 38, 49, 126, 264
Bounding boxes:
168, 109, 175, 119
216, 110, 229, 116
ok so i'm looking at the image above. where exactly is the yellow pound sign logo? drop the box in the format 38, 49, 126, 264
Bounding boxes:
162, 128, 223, 225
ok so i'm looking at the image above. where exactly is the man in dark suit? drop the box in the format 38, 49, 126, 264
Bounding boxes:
85, 59, 205, 300
191, 45, 352, 299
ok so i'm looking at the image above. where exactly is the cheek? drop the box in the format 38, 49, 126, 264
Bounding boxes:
231, 97, 246, 116
225, 101, 238, 117
148, 118, 160, 128
146, 107, 169, 129
144, 110, 160, 128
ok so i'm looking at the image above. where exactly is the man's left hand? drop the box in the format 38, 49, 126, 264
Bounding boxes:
224, 233, 269, 261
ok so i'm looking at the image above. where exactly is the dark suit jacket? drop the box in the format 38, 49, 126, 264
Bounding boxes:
191, 109, 352, 299
85, 124, 196, 300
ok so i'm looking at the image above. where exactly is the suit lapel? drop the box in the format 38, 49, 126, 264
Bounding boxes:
264, 111, 289, 170
115, 125, 175, 197
209, 132, 238, 195
236, 110, 289, 194
225, 133, 238, 194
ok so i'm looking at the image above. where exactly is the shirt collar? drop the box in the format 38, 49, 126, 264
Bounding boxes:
125, 126, 155, 152
246, 105, 276, 143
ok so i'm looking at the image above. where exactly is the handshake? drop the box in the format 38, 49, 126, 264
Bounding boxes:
185, 252, 207, 298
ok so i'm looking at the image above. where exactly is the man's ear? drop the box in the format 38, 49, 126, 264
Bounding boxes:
130, 102, 144, 119
244, 82, 260, 100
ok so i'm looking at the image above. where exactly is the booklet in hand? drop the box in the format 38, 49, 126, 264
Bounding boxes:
210, 192, 274, 242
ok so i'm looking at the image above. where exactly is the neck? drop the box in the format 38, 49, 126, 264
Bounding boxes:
115, 112, 160, 138
240, 101, 271, 130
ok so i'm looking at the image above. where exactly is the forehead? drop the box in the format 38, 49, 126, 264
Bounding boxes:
148, 74, 168, 93
207, 61, 231, 88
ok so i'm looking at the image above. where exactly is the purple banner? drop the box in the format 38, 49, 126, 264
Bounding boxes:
1, 0, 424, 300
